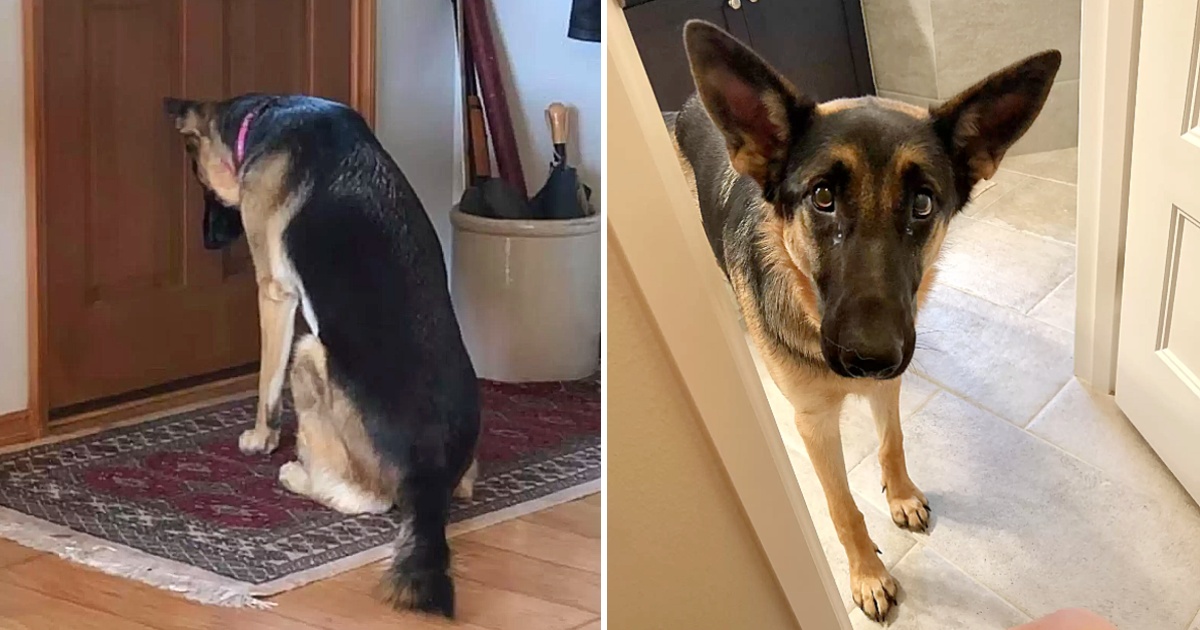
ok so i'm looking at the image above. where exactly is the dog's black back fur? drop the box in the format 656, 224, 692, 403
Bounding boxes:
217, 95, 479, 616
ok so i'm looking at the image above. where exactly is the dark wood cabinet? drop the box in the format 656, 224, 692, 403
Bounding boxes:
625, 0, 875, 111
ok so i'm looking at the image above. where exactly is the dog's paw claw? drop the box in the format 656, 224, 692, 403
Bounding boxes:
239, 428, 280, 455
888, 493, 930, 532
851, 562, 898, 623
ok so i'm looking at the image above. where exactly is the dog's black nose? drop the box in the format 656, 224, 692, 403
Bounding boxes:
835, 345, 904, 379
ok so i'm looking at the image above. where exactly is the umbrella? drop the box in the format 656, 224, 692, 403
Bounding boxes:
530, 103, 593, 220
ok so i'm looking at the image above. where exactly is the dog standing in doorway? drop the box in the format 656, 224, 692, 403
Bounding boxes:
671, 21, 1059, 621
165, 94, 480, 618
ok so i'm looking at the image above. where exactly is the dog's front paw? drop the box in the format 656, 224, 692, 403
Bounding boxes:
239, 427, 280, 455
885, 483, 930, 532
850, 559, 898, 623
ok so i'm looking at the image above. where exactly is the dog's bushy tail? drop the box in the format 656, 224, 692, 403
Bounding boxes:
387, 470, 454, 618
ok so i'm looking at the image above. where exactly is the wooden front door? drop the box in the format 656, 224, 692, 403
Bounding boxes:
38, 0, 361, 412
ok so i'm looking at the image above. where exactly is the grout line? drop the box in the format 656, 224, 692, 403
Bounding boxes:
888, 538, 923, 568
957, 197, 1078, 248
903, 360, 1056, 431
878, 87, 938, 102
845, 383, 944, 479
1024, 272, 1074, 318
1018, 378, 1070, 430
918, 546, 1039, 621
974, 213, 1078, 248
920, 284, 1069, 346
952, 202, 1077, 256
925, 385, 1136, 497
997, 165, 1078, 187
917, 332, 1196, 513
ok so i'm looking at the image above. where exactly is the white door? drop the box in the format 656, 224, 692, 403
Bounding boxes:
1116, 0, 1200, 502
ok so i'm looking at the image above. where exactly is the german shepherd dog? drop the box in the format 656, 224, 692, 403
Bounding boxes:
164, 94, 480, 618
673, 21, 1059, 621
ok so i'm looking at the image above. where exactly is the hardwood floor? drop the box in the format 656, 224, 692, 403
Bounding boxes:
0, 493, 601, 630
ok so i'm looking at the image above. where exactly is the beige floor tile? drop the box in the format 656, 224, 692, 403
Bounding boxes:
913, 286, 1074, 426
1027, 379, 1196, 509
848, 546, 1031, 629
938, 218, 1075, 313
847, 392, 1200, 630
976, 176, 1077, 244
999, 148, 1078, 185
1190, 608, 1200, 630
1028, 275, 1075, 330
962, 170, 1028, 217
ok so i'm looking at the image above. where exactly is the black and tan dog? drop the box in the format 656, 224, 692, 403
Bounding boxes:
164, 94, 480, 618
672, 21, 1059, 621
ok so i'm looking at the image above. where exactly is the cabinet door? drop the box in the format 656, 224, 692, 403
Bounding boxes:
742, 0, 874, 101
40, 0, 356, 411
625, 0, 752, 111
625, 0, 874, 111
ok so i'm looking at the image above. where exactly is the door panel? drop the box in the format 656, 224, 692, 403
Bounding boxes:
1116, 0, 1200, 502
42, 0, 357, 410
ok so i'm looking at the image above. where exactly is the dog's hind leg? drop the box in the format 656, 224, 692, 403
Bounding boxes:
453, 458, 478, 500
793, 392, 897, 622
282, 334, 396, 515
867, 378, 929, 532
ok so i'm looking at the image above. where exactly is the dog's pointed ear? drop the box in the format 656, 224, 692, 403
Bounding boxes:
932, 50, 1061, 190
163, 97, 199, 133
683, 20, 815, 200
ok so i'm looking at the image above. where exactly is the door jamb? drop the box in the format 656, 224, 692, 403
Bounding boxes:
608, 2, 852, 627
1075, 0, 1141, 394
21, 0, 378, 438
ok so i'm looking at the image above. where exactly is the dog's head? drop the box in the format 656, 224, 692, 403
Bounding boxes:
683, 20, 1060, 380
163, 97, 245, 250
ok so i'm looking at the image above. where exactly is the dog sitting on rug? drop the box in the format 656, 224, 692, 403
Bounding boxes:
164, 94, 480, 618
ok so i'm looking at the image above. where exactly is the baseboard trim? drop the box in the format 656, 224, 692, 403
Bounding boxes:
49, 373, 257, 439
0, 410, 33, 448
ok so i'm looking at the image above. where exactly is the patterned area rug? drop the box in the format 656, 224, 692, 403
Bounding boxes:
0, 379, 599, 607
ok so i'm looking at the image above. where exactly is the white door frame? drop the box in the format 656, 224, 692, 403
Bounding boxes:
1075, 0, 1142, 394
606, 1, 851, 627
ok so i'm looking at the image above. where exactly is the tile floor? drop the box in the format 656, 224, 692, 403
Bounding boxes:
748, 148, 1200, 629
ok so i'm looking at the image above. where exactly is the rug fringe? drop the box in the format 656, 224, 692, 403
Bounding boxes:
0, 506, 273, 609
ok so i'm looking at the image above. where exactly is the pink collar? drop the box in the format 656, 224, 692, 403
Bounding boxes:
235, 110, 257, 166
233, 99, 275, 167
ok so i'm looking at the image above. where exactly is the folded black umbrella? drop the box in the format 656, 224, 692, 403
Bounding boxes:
530, 103, 593, 220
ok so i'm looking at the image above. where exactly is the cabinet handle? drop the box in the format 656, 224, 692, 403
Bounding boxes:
728, 0, 741, 9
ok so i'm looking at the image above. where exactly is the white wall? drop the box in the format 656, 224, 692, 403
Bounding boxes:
375, 0, 459, 259
483, 0, 601, 206
0, 2, 458, 416
0, 0, 29, 415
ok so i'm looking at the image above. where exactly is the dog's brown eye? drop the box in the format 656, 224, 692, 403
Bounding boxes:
912, 191, 934, 218
812, 185, 835, 212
